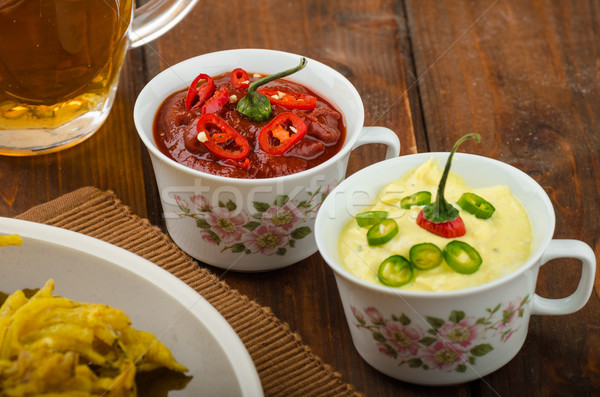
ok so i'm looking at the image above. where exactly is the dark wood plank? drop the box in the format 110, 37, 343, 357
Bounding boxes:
406, 0, 600, 394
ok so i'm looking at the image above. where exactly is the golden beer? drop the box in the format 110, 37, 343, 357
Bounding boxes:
0, 0, 133, 155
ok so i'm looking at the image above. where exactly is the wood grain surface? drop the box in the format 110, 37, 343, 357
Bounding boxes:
1, 1, 598, 395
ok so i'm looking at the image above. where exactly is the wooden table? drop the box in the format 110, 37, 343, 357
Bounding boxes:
1, 1, 598, 395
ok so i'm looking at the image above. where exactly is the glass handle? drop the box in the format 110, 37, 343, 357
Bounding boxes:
129, 0, 199, 48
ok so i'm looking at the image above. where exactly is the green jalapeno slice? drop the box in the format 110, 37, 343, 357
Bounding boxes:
457, 192, 495, 219
400, 191, 432, 209
356, 211, 388, 227
409, 242, 443, 270
443, 240, 482, 274
377, 255, 414, 287
366, 219, 398, 246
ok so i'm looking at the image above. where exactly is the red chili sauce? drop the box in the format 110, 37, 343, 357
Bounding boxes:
153, 72, 346, 178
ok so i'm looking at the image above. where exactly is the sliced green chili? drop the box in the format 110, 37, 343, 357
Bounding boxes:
356, 211, 388, 227
366, 219, 398, 246
457, 192, 495, 219
377, 255, 414, 287
409, 242, 443, 271
443, 240, 482, 274
400, 191, 432, 209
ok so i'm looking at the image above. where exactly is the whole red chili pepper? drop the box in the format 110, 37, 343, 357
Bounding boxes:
231, 68, 250, 90
257, 88, 316, 111
186, 73, 215, 110
416, 133, 481, 238
202, 86, 229, 114
416, 211, 466, 238
258, 112, 307, 155
196, 113, 250, 160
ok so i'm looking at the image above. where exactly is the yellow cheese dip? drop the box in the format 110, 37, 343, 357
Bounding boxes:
338, 158, 533, 291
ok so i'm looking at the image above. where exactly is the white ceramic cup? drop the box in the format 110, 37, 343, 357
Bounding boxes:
134, 49, 400, 271
315, 152, 596, 385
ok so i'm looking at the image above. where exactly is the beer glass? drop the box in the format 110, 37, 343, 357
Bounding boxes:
0, 0, 198, 156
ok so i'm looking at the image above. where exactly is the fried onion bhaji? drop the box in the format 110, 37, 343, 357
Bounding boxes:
0, 235, 23, 247
0, 279, 187, 396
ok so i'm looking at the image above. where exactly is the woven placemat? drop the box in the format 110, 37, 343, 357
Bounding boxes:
16, 186, 360, 397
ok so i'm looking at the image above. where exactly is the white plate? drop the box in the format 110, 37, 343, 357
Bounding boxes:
0, 217, 263, 397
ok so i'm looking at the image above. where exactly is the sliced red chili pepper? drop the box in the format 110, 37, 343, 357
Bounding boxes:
202, 86, 229, 114
231, 68, 250, 90
256, 88, 317, 110
223, 157, 251, 170
185, 73, 215, 110
196, 113, 249, 160
416, 209, 466, 238
258, 112, 307, 155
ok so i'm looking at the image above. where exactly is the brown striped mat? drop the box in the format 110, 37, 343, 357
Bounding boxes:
16, 186, 360, 397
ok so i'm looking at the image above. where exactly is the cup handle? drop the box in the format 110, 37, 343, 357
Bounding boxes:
352, 126, 401, 159
531, 239, 596, 315
130, 0, 199, 48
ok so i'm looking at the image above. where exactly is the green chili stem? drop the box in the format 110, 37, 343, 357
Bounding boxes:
238, 58, 308, 121
247, 57, 307, 93
428, 133, 481, 222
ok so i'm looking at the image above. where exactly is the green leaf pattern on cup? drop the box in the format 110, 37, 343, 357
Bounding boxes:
351, 294, 530, 372
173, 183, 336, 256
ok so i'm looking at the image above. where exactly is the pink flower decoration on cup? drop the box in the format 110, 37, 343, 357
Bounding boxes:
365, 307, 385, 325
200, 229, 219, 245
190, 194, 211, 211
205, 207, 247, 243
500, 302, 519, 328
173, 184, 337, 257
262, 202, 303, 231
501, 328, 516, 342
174, 194, 190, 212
382, 321, 422, 358
420, 340, 470, 372
350, 295, 530, 373
242, 224, 290, 255
437, 319, 480, 347
377, 342, 397, 358
351, 306, 365, 324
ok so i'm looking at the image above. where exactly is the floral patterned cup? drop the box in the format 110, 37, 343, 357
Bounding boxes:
134, 49, 400, 271
315, 152, 596, 385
